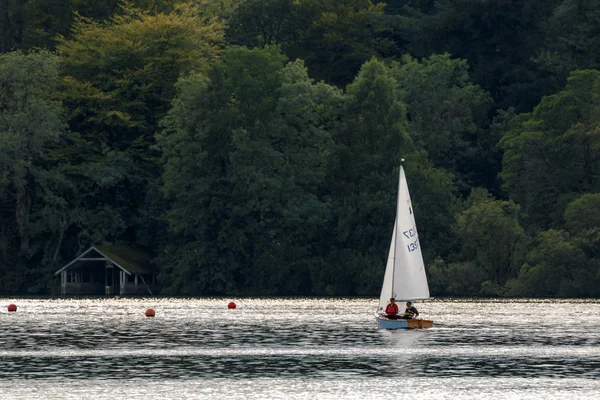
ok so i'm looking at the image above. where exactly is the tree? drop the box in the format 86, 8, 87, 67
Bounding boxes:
513, 229, 592, 296
536, 0, 600, 89
563, 193, 600, 264
454, 188, 527, 287
0, 51, 67, 292
226, 0, 300, 48
57, 3, 224, 150
500, 70, 600, 232
0, 0, 27, 53
158, 46, 340, 294
564, 193, 600, 235
55, 2, 225, 248
388, 0, 562, 112
323, 58, 409, 294
391, 54, 494, 193
403, 152, 458, 262
19, 0, 122, 51
291, 0, 397, 87
12, 0, 208, 51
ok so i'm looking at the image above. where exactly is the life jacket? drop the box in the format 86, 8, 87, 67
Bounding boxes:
385, 303, 398, 316
404, 307, 416, 318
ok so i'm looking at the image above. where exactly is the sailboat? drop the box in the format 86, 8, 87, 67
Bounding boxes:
376, 163, 433, 329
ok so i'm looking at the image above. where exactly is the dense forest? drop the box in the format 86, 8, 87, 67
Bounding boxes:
1, 0, 599, 297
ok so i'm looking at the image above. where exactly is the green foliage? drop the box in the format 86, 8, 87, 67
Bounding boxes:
4, 0, 600, 297
445, 261, 488, 296
158, 46, 339, 294
425, 257, 449, 296
53, 2, 225, 255
392, 54, 494, 192
426, 258, 488, 296
512, 230, 593, 297
536, 0, 600, 87
454, 189, 527, 286
0, 0, 27, 52
324, 58, 409, 294
500, 70, 600, 231
564, 194, 600, 235
291, 0, 396, 86
563, 194, 600, 268
393, 0, 561, 112
57, 2, 225, 147
226, 0, 300, 48
0, 51, 69, 292
20, 0, 122, 50
403, 153, 458, 261
12, 0, 214, 51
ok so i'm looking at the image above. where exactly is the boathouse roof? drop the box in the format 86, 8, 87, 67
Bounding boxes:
54, 244, 155, 276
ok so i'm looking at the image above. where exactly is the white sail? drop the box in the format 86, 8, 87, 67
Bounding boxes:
378, 165, 429, 312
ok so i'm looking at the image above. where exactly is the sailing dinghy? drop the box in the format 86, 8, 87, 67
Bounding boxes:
376, 164, 433, 329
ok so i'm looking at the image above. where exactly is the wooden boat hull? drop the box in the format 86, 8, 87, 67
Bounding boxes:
376, 316, 433, 330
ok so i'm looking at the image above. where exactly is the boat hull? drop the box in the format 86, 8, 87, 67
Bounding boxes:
376, 316, 433, 330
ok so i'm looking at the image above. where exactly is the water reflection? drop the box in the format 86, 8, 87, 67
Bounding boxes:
1, 298, 600, 399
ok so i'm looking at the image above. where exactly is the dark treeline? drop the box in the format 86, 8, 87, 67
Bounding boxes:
1, 0, 599, 297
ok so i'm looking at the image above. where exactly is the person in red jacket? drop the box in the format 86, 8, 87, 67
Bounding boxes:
385, 298, 399, 319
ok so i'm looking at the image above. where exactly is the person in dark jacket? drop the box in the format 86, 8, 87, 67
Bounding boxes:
399, 301, 419, 319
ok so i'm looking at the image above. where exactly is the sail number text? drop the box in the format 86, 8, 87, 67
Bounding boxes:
402, 227, 417, 239
406, 239, 419, 252
403, 226, 419, 252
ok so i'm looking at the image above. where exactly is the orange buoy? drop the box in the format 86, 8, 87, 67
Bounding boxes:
227, 301, 236, 309
7, 304, 17, 312
145, 308, 155, 317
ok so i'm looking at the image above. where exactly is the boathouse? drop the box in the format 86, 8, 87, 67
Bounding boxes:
54, 245, 157, 296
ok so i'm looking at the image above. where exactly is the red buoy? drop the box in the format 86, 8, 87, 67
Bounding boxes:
7, 304, 17, 312
145, 308, 155, 317
227, 301, 236, 309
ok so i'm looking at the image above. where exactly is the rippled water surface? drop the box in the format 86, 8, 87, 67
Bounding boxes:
1, 298, 599, 399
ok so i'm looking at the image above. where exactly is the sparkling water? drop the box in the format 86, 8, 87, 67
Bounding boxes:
1, 298, 599, 399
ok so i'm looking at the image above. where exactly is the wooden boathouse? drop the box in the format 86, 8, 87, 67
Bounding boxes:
54, 245, 157, 296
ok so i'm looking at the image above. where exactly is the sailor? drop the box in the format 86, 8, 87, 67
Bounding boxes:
385, 298, 399, 319
399, 301, 419, 319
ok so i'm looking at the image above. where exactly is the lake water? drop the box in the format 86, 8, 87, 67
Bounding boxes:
1, 298, 599, 399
